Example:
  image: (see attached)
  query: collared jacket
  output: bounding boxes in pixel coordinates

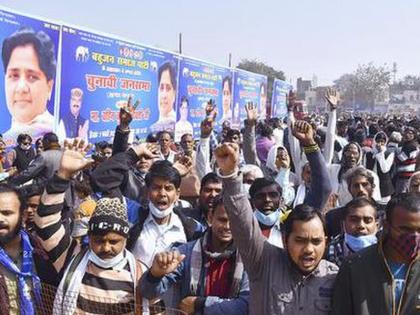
[222,148,337,315]
[332,240,420,315]
[140,237,249,315]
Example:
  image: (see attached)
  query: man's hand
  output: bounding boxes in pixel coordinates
[214,143,239,176]
[150,251,185,278]
[57,138,94,180]
[132,143,159,159]
[205,99,217,119]
[292,121,316,147]
[119,96,140,130]
[6,167,17,177]
[178,296,198,315]
[325,88,339,111]
[200,117,214,139]
[173,155,193,177]
[245,102,258,126]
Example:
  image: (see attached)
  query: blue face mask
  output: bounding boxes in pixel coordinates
[344,233,377,252]
[254,209,280,227]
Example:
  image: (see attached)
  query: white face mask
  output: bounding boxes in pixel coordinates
[89,249,126,270]
[149,201,174,219]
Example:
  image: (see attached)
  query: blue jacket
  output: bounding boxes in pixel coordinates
[140,239,249,315]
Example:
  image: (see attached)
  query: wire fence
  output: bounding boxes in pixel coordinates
[0,282,187,315]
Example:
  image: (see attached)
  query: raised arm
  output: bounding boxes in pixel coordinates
[291,121,332,210]
[323,88,339,165]
[196,107,216,179]
[242,102,260,167]
[112,96,139,155]
[286,91,303,177]
[35,139,93,273]
[215,143,267,280]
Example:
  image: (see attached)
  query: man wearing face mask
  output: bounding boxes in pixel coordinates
[332,192,420,315]
[249,178,286,248]
[326,197,378,267]
[34,139,145,314]
[127,160,202,268]
[9,134,36,173]
[214,120,335,314]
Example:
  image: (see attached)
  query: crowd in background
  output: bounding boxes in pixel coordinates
[0,90,419,315]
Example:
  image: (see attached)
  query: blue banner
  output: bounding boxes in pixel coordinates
[176,57,232,140]
[232,69,267,128]
[58,25,180,143]
[271,79,292,120]
[0,9,60,146]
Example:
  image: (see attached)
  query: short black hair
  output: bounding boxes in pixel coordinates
[146,132,159,143]
[17,134,32,144]
[158,61,177,91]
[158,130,174,140]
[249,178,282,200]
[343,197,377,219]
[222,75,232,93]
[0,184,25,215]
[209,194,224,214]
[200,172,221,191]
[386,192,420,223]
[2,27,56,81]
[145,160,181,189]
[282,204,326,239]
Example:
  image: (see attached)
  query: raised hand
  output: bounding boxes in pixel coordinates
[119,96,140,129]
[200,117,214,139]
[173,155,193,177]
[58,138,94,180]
[292,120,316,147]
[205,99,217,120]
[245,102,258,126]
[150,251,186,278]
[324,88,339,111]
[214,143,239,176]
[132,142,159,159]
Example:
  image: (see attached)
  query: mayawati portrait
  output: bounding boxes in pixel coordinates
[1,27,56,145]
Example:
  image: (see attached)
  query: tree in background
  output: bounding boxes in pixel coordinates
[237,59,286,107]
[334,63,390,111]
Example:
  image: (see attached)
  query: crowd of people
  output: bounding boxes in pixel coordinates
[0,90,419,315]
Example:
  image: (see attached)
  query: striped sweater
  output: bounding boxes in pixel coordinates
[34,174,143,314]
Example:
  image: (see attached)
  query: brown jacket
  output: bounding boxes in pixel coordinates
[222,174,338,315]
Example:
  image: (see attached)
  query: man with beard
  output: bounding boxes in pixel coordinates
[35,139,145,314]
[326,197,378,267]
[141,196,249,315]
[214,120,336,314]
[394,127,419,193]
[326,166,382,238]
[0,184,57,314]
[180,172,223,229]
[332,192,420,315]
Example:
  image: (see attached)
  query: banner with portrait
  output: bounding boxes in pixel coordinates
[271,79,292,120]
[176,57,232,140]
[0,8,60,146]
[58,25,180,143]
[232,69,267,128]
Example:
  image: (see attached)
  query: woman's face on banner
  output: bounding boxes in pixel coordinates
[5,44,53,123]
[180,101,188,120]
[222,80,231,114]
[158,69,175,117]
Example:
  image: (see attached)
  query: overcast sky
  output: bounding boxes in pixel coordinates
[2,0,419,85]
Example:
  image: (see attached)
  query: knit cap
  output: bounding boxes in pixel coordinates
[88,198,129,237]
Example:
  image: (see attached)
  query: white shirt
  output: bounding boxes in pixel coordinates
[132,212,186,267]
[267,221,284,248]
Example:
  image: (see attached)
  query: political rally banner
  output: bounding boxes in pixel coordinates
[176,57,232,140]
[232,69,267,128]
[58,25,180,143]
[0,8,60,146]
[271,79,292,120]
